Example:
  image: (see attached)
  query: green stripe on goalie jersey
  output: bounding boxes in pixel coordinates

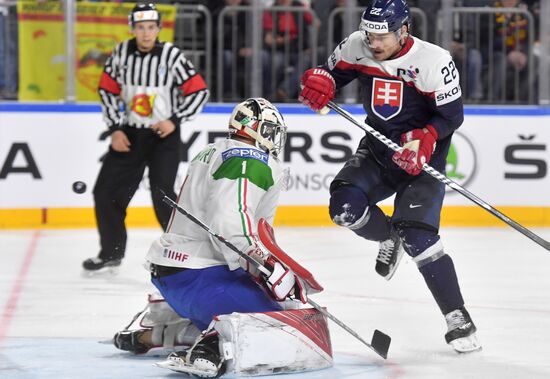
[213,157,274,191]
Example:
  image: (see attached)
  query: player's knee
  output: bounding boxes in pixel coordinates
[397,225,446,268]
[328,184,369,228]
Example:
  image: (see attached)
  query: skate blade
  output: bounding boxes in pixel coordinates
[449,333,482,353]
[81,266,120,278]
[155,359,218,377]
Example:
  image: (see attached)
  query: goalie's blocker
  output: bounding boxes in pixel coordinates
[239,218,323,303]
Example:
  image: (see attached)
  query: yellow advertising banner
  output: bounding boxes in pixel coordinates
[18,1,176,101]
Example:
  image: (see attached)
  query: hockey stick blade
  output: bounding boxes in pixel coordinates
[308,298,390,359]
[161,196,389,359]
[371,329,391,359]
[327,101,550,253]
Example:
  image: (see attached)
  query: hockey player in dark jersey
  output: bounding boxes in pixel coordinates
[299,0,480,353]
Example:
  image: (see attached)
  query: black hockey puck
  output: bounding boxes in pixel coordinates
[72,181,87,194]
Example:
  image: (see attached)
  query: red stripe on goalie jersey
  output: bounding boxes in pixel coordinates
[268,309,333,357]
[181,74,207,96]
[99,72,121,95]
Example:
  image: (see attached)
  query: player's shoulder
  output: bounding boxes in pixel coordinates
[327,31,373,69]
[410,37,454,70]
[337,31,368,56]
[406,37,459,92]
[220,140,270,163]
[412,37,451,62]
[213,140,282,190]
[216,139,282,172]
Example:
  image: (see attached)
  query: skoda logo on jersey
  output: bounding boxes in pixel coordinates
[371,78,403,121]
[445,131,477,194]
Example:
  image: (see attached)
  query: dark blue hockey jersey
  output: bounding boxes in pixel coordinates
[324,32,463,172]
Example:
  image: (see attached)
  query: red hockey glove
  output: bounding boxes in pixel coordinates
[299,68,336,112]
[392,125,438,176]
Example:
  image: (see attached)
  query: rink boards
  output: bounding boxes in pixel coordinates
[0,103,549,228]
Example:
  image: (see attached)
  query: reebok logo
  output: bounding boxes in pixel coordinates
[409,204,422,209]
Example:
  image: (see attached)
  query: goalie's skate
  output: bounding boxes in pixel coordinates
[375,229,405,280]
[82,257,121,276]
[444,307,482,353]
[155,335,225,378]
[113,329,150,354]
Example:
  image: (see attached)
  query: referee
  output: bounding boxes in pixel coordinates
[83,3,209,274]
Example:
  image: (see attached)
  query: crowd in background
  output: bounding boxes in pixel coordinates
[0,0,545,103]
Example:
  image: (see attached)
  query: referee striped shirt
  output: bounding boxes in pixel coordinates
[98,38,209,130]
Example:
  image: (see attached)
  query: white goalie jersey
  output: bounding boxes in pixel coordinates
[146,138,287,270]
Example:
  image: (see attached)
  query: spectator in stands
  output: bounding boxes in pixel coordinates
[0,1,18,99]
[263,0,314,102]
[211,0,255,100]
[492,0,531,101]
[451,0,487,101]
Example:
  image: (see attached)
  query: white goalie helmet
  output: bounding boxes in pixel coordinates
[229,98,287,157]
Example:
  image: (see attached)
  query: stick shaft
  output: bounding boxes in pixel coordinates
[327,101,550,252]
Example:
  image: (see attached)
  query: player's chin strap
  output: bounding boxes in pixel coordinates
[326,101,550,253]
[160,194,391,360]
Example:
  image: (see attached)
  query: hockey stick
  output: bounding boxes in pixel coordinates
[161,196,391,359]
[327,101,550,252]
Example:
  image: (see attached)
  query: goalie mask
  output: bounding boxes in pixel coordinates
[229,98,287,157]
[129,3,161,28]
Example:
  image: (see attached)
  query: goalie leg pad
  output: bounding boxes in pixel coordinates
[141,293,201,348]
[214,308,333,376]
[114,293,201,355]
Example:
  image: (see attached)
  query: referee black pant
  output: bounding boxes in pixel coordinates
[93,126,180,261]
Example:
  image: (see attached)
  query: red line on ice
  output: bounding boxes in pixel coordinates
[0,230,40,344]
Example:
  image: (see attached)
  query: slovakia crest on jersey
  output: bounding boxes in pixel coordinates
[371,78,403,121]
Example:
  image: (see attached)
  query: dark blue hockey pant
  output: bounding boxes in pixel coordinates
[152,265,282,330]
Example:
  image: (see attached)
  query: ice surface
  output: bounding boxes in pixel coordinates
[1,227,550,378]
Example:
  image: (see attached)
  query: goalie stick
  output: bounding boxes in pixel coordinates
[161,195,391,359]
[327,101,550,253]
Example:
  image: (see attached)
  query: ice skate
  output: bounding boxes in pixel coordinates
[113,329,150,354]
[375,229,405,280]
[445,307,482,353]
[156,335,225,378]
[82,257,121,276]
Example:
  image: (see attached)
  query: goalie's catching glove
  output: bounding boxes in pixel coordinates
[392,125,438,176]
[299,68,335,112]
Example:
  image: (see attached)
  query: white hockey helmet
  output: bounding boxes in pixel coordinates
[229,98,287,157]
